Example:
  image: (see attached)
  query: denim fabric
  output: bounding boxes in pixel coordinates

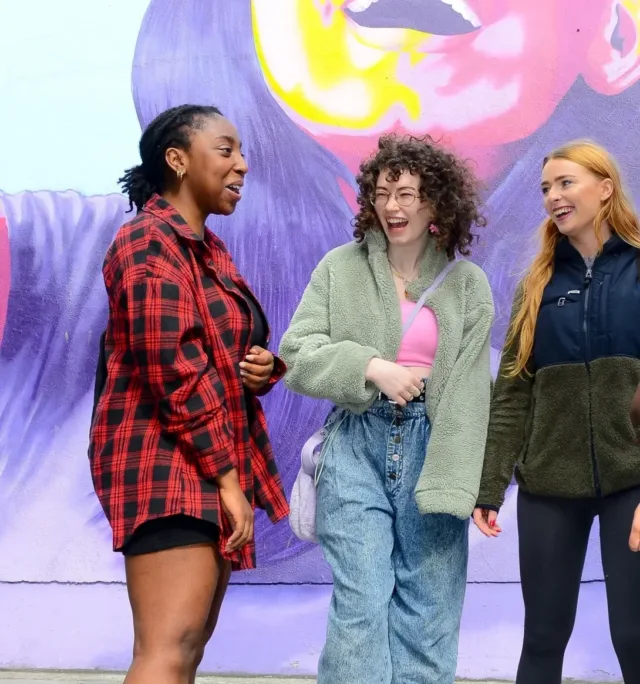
[316,398,469,684]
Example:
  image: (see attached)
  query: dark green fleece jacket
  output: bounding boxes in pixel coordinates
[478,235,640,509]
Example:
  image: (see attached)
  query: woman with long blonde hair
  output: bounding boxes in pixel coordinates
[473,140,640,683]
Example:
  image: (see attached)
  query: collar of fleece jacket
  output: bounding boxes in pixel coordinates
[363,227,451,301]
[555,232,629,264]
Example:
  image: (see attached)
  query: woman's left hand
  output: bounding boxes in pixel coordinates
[630,504,640,552]
[239,346,274,392]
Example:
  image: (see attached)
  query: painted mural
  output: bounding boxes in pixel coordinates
[2,0,640,594]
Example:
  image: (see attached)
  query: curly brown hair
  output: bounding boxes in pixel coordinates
[353,134,486,258]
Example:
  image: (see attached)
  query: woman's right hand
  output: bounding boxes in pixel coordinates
[473,507,502,537]
[216,469,254,553]
[365,358,424,406]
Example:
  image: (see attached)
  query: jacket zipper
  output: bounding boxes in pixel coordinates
[583,266,601,496]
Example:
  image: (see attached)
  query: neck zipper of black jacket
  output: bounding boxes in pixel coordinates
[582,265,601,497]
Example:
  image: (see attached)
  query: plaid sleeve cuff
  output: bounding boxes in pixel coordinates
[195,436,237,482]
[255,355,287,397]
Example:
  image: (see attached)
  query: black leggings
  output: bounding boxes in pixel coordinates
[516,487,640,684]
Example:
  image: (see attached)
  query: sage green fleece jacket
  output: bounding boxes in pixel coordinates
[279,229,495,519]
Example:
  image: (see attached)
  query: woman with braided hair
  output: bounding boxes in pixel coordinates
[89,104,289,684]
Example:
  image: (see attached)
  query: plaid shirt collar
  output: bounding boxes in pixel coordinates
[143,195,229,257]
[142,194,203,242]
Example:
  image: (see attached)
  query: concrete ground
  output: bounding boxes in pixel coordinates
[1,676,315,684]
[0,673,614,684]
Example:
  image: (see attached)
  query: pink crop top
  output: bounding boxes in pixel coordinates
[396,300,439,367]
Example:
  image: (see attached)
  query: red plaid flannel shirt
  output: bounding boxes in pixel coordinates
[89,195,289,570]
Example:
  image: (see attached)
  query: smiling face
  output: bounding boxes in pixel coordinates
[374,169,432,249]
[252,0,640,179]
[541,158,613,239]
[168,116,248,216]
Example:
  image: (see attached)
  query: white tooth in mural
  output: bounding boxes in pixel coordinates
[345,0,379,13]
[441,0,481,28]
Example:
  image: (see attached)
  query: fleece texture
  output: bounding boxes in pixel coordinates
[279,228,495,520]
[478,240,640,510]
[479,355,640,508]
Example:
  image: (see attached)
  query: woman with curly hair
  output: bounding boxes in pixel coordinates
[474,140,640,683]
[279,134,494,683]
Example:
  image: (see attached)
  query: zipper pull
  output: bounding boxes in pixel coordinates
[585,267,592,283]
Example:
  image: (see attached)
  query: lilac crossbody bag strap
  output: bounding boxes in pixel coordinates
[401,259,458,336]
[299,260,458,479]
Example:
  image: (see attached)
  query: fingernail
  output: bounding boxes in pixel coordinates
[239,362,247,368]
[489,520,495,527]
[246,355,255,362]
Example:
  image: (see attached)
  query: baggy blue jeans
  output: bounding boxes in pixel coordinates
[316,398,469,684]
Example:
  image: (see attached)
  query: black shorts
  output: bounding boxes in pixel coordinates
[121,514,220,556]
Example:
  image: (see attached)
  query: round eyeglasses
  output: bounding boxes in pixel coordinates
[370,190,420,208]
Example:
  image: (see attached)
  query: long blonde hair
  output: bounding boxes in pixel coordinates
[505,140,640,377]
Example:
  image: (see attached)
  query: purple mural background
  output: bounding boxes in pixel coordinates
[1,0,639,679]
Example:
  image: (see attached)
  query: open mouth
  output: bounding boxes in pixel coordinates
[226,184,242,197]
[386,217,409,231]
[344,0,481,36]
[553,207,574,222]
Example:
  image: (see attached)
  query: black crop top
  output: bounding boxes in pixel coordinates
[244,293,267,349]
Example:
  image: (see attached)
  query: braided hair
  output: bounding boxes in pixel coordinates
[119,104,223,212]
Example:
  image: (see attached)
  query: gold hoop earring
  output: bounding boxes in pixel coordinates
[177,169,185,181]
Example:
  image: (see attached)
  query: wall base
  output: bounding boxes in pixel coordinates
[0,582,621,681]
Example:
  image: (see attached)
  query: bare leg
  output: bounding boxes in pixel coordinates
[125,543,220,684]
[189,558,232,683]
